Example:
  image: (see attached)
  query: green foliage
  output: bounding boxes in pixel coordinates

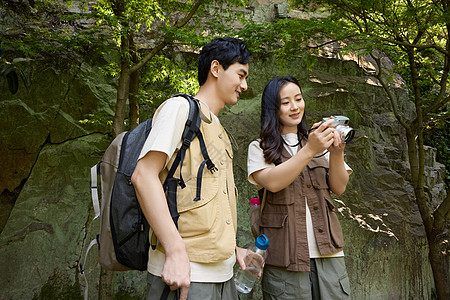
[0,0,112,62]
[91,0,249,128]
[138,51,199,117]
[284,0,450,171]
[101,62,121,77]
[93,0,164,45]
[0,0,250,127]
[77,0,248,125]
[79,112,113,129]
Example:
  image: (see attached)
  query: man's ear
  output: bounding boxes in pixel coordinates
[210,60,221,78]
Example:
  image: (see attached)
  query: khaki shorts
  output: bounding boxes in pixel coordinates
[262,257,351,300]
[146,273,239,300]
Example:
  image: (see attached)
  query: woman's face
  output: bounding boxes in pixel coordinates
[278,82,305,134]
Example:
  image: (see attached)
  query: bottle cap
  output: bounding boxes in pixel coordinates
[249,197,260,206]
[255,234,269,250]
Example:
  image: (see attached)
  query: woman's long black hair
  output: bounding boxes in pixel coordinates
[260,76,309,164]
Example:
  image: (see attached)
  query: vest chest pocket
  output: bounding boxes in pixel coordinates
[260,213,290,268]
[177,176,219,238]
[307,156,329,190]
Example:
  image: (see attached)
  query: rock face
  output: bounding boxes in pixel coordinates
[221,56,444,299]
[0,51,446,300]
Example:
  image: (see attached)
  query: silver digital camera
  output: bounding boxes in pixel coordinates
[321,116,355,143]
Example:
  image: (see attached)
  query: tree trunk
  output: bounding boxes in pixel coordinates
[128,70,140,130]
[112,69,130,138]
[428,229,450,299]
[127,29,140,130]
[405,130,450,299]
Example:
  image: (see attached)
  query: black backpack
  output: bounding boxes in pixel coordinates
[80,94,216,288]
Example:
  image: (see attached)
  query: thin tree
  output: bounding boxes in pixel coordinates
[280,0,450,298]
[91,0,247,298]
[94,0,247,136]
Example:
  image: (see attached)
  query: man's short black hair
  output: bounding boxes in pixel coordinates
[197,37,251,86]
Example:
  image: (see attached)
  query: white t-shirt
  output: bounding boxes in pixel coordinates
[138,97,235,282]
[247,133,352,258]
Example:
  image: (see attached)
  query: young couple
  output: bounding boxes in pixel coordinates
[132,37,352,300]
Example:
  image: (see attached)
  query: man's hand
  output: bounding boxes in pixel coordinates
[236,246,264,279]
[236,246,247,270]
[131,151,191,299]
[161,244,191,300]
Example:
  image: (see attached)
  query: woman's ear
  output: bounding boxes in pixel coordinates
[210,60,220,78]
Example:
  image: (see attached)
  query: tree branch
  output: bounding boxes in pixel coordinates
[377,37,449,55]
[370,53,408,128]
[173,0,203,29]
[130,41,168,74]
[424,23,450,116]
[129,0,203,74]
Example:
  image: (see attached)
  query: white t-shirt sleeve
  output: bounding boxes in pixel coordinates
[247,140,275,186]
[138,97,190,165]
[323,152,353,174]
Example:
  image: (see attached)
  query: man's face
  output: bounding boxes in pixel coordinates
[216,62,249,106]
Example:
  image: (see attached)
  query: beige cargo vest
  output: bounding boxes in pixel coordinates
[259,145,344,272]
[158,107,237,264]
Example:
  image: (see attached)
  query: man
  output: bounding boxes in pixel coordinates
[131,37,251,300]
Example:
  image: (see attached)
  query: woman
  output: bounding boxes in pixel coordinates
[247,76,352,299]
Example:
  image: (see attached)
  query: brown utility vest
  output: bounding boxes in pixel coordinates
[259,146,344,272]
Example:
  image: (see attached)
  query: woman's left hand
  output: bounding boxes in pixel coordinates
[328,130,346,153]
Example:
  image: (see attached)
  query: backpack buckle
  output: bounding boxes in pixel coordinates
[206,159,218,174]
[178,178,186,189]
[182,138,191,149]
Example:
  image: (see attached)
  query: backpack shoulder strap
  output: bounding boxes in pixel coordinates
[180,94,202,150]
[162,94,202,229]
[162,94,218,226]
[165,94,201,183]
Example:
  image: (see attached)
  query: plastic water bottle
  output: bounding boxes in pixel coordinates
[234,234,269,294]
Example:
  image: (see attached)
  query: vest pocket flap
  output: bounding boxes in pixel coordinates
[325,196,337,212]
[177,177,219,212]
[266,189,294,205]
[260,213,288,228]
[324,196,344,248]
[308,159,329,189]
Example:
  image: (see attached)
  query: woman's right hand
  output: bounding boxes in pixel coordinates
[252,119,336,193]
[305,119,336,154]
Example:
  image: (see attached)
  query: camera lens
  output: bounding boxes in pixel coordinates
[336,125,355,143]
